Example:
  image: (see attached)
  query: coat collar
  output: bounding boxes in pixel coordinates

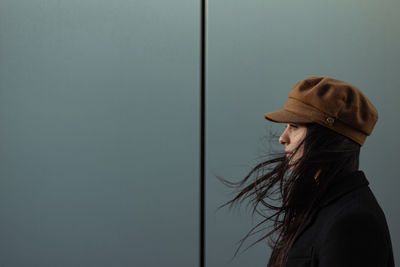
[317,170,369,209]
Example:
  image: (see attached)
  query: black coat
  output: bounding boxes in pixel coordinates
[286,170,395,267]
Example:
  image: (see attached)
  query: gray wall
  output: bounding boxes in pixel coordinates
[0,0,399,266]
[0,0,198,266]
[207,0,399,266]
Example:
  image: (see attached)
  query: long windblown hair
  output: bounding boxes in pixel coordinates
[217,123,361,266]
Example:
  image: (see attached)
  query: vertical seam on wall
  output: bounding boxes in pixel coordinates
[200,0,207,267]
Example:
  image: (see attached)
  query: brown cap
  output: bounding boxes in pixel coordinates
[264,76,378,146]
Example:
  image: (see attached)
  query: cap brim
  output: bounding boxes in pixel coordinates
[264,109,313,123]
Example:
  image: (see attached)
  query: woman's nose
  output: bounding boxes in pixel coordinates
[279,128,288,145]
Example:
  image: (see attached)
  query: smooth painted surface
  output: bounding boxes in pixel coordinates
[0,0,199,266]
[1,1,399,266]
[207,0,400,266]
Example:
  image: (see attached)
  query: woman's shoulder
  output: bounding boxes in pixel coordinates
[313,195,394,266]
[311,173,394,266]
[289,171,395,266]
[316,171,388,234]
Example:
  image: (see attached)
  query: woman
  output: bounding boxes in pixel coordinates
[219,76,394,266]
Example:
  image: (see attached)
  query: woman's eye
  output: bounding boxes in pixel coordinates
[289,124,298,129]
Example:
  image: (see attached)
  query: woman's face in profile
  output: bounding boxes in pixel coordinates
[279,123,307,169]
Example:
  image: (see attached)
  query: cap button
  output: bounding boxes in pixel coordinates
[326,117,335,125]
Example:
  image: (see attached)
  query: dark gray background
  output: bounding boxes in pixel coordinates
[0,0,398,266]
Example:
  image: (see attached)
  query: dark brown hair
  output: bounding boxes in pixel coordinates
[217,123,360,266]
